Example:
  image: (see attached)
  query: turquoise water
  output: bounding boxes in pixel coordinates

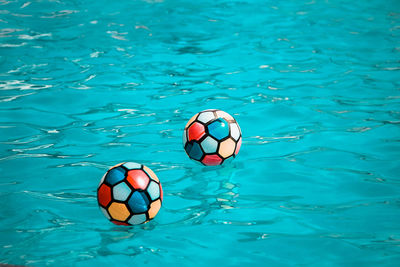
[1,0,400,265]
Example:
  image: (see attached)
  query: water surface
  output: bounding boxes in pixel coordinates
[1,0,400,266]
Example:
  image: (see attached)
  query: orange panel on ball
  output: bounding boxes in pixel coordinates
[98,184,112,207]
[143,165,159,183]
[216,110,234,122]
[126,169,150,190]
[185,114,198,129]
[108,202,130,221]
[219,138,236,158]
[110,162,123,169]
[148,199,161,219]
[188,122,205,141]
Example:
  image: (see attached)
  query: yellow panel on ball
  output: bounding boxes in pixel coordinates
[148,199,161,219]
[108,202,130,221]
[218,138,236,158]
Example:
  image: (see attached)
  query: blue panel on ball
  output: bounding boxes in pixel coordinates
[185,143,193,157]
[186,141,203,160]
[207,118,229,140]
[128,191,150,213]
[113,182,132,201]
[105,167,126,186]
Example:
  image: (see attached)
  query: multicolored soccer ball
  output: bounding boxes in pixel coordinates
[183,109,242,166]
[97,162,163,226]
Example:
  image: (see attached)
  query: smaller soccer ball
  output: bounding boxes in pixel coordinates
[183,109,242,166]
[97,162,163,226]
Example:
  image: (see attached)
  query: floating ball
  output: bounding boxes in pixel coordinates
[183,109,242,166]
[97,162,163,226]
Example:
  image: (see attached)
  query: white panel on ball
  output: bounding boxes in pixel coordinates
[197,111,215,124]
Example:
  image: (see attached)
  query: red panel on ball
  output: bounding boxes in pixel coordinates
[202,154,223,166]
[188,122,205,141]
[98,184,112,207]
[235,137,242,155]
[111,220,130,226]
[127,169,150,190]
[159,183,163,201]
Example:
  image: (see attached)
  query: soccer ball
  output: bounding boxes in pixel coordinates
[97,162,163,226]
[183,109,242,166]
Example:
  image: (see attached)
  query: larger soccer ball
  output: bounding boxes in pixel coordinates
[183,109,242,166]
[97,162,163,226]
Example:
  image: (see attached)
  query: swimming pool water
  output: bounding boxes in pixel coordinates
[1,0,400,266]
